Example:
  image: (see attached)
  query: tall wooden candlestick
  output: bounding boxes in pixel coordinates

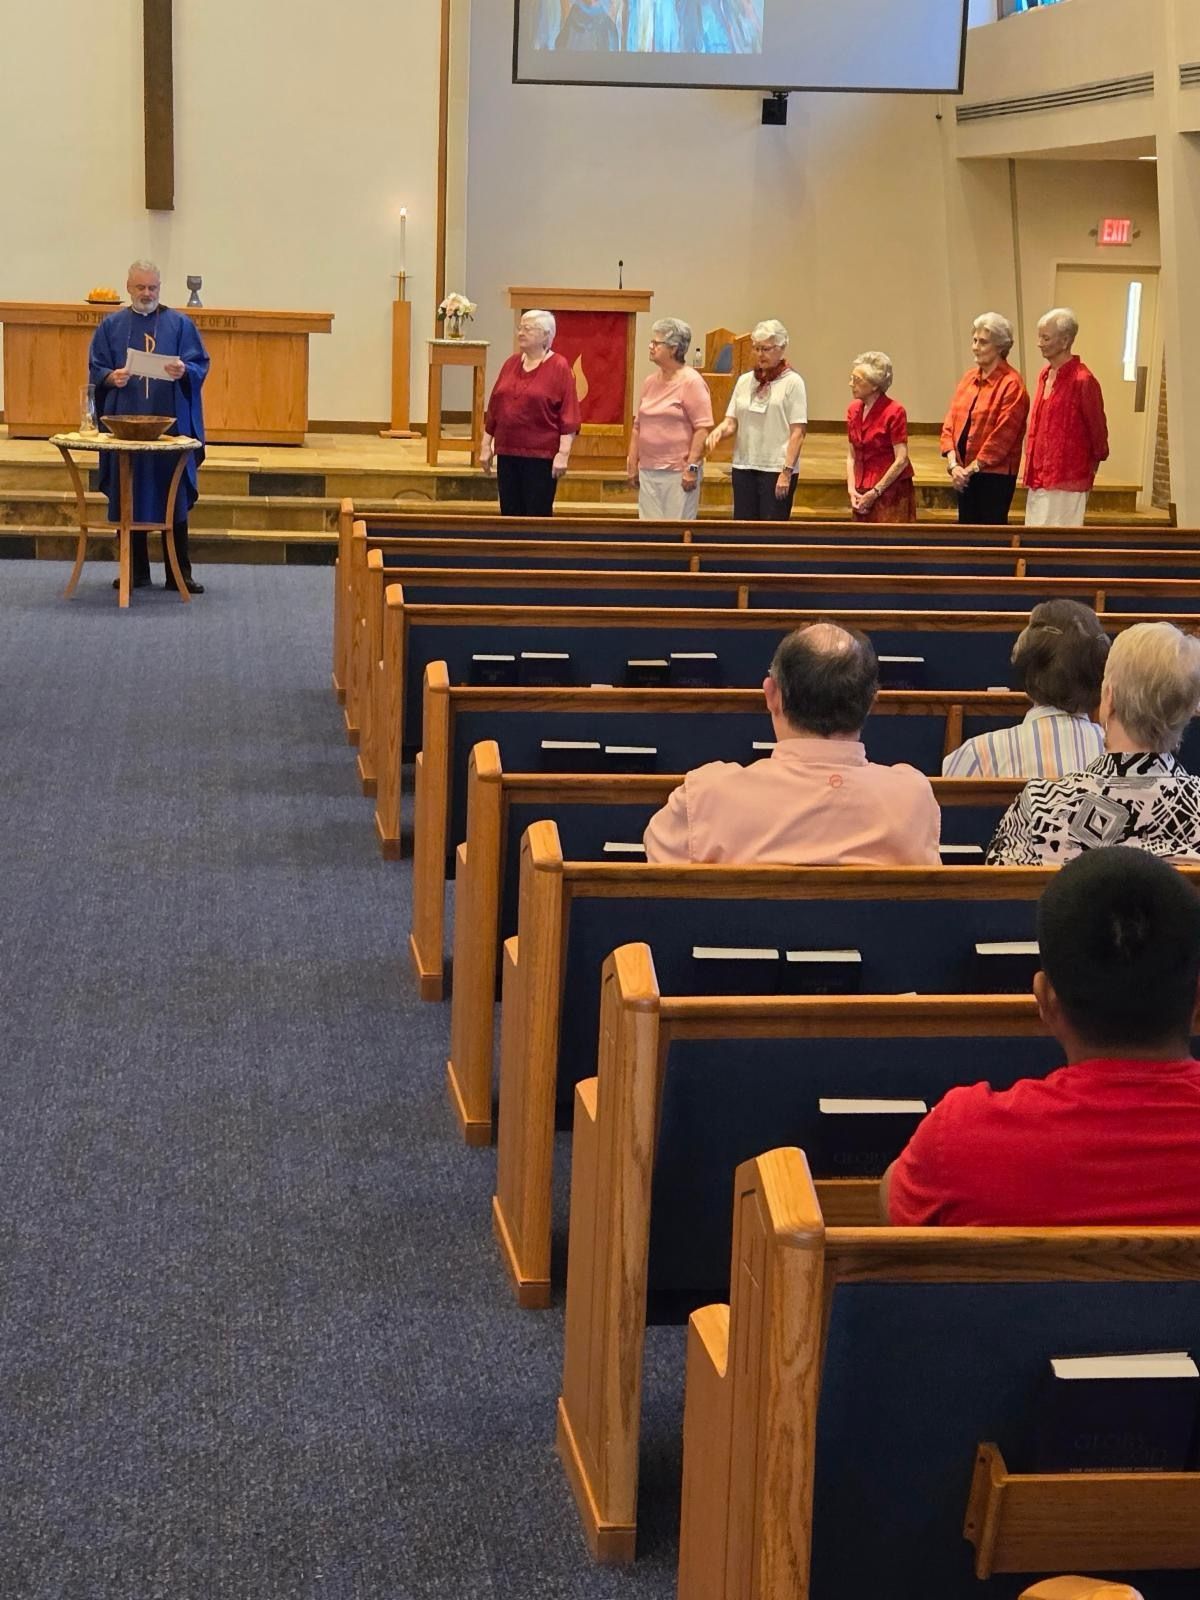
[381,272,415,439]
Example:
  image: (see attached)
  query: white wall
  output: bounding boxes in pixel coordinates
[0,0,442,421]
[463,2,964,425]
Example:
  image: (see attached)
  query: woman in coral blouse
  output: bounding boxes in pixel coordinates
[845,351,916,524]
[939,311,1030,526]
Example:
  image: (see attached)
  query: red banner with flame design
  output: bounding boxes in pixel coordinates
[549,310,627,426]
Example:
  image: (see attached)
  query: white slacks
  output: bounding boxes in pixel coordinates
[638,467,701,521]
[1024,487,1089,527]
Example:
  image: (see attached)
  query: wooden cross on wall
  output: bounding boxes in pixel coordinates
[143,0,175,210]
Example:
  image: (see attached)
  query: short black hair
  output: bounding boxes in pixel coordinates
[769,622,879,736]
[1037,847,1200,1050]
[1011,599,1110,716]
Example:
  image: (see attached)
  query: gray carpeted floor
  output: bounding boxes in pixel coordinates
[0,561,681,1599]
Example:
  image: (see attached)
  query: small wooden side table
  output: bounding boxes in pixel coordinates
[426,338,489,467]
[50,431,204,607]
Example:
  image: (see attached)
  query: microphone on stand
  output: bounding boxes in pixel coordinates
[618,259,624,289]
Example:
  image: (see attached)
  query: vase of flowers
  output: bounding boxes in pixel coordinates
[438,292,477,339]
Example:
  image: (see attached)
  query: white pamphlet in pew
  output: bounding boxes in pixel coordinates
[819,1098,928,1115]
[693,947,777,961]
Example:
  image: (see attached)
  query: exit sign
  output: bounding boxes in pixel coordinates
[1098,217,1133,246]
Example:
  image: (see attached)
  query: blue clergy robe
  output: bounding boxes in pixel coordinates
[88,306,209,523]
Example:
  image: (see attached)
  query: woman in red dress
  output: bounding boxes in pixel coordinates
[845,351,917,524]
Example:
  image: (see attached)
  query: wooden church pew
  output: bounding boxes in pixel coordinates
[340,519,1200,737]
[371,586,1200,808]
[440,745,1020,1101]
[333,498,1200,732]
[559,944,1061,1561]
[492,841,1079,1306]
[407,666,1030,967]
[673,1148,1200,1595]
[359,572,1200,790]
[346,545,1200,761]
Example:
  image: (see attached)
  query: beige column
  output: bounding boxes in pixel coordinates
[1155,0,1200,522]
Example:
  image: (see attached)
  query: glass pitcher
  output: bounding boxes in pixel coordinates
[79,384,98,435]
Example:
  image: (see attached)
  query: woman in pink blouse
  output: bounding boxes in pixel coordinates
[480,309,582,517]
[845,351,916,524]
[626,317,714,520]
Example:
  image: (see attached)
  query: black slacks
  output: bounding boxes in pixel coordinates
[957,472,1017,526]
[731,467,799,522]
[130,522,194,583]
[497,455,557,517]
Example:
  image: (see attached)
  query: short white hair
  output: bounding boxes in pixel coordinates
[1039,306,1079,342]
[852,350,894,393]
[520,308,556,345]
[128,259,160,279]
[650,317,692,363]
[751,319,788,350]
[973,311,1015,357]
[1104,622,1200,753]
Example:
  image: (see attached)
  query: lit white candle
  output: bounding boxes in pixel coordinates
[399,207,407,278]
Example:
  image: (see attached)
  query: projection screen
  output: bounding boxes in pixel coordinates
[514,0,969,94]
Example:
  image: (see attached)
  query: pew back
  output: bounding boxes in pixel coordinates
[559,946,1199,1564]
[494,842,1074,1306]
[390,661,1031,868]
[676,1149,1200,1598]
[439,746,1020,1116]
[380,587,1199,769]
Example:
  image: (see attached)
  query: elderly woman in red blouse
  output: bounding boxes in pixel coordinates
[480,309,582,517]
[845,351,916,523]
[939,311,1030,526]
[1023,307,1109,528]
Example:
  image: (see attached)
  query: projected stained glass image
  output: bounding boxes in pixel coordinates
[536,0,765,54]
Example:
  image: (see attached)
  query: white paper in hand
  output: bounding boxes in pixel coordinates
[126,346,177,380]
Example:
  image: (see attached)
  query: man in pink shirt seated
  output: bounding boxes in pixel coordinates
[642,621,941,865]
[884,846,1200,1227]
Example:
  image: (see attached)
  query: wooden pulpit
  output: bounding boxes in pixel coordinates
[506,286,652,472]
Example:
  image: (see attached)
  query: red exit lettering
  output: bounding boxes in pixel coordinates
[1098,217,1133,246]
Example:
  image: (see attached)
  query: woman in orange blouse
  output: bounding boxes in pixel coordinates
[845,351,916,523]
[939,312,1030,526]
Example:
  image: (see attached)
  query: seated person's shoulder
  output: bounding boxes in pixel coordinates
[683,759,749,793]
[869,758,936,794]
[886,1076,1044,1225]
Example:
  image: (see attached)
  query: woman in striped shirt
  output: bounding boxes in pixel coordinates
[942,599,1108,779]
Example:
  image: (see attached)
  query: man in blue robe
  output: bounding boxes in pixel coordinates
[88,259,210,593]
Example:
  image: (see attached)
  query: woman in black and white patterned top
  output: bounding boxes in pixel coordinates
[987,621,1200,866]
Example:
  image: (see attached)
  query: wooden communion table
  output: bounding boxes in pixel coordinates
[50,431,204,607]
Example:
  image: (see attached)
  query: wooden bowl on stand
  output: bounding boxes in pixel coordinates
[100,415,177,442]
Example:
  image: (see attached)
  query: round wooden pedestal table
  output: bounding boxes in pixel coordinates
[50,431,204,607]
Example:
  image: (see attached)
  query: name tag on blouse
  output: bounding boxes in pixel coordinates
[748,391,770,414]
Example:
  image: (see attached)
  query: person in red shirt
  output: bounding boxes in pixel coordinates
[883,845,1200,1226]
[480,309,582,516]
[845,350,916,523]
[939,311,1030,526]
[1023,307,1109,528]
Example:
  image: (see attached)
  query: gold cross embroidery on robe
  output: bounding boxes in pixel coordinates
[144,329,156,400]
